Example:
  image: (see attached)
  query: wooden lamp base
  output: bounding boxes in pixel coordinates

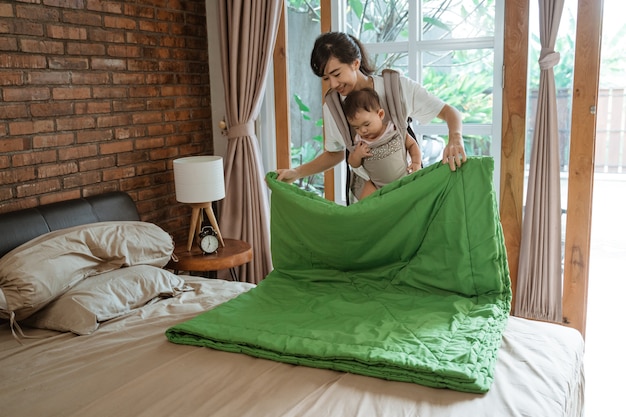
[186,202,225,252]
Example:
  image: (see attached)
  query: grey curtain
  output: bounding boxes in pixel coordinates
[515,0,565,322]
[217,0,281,283]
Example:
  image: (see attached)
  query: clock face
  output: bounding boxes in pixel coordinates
[200,234,219,254]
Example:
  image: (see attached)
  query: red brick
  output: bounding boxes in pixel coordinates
[14,21,44,37]
[107,44,140,57]
[16,5,61,21]
[0,166,36,186]
[136,160,166,175]
[91,57,126,71]
[147,124,174,136]
[48,57,89,70]
[93,86,127,98]
[76,129,113,143]
[0,137,29,153]
[88,27,125,43]
[72,72,110,84]
[37,162,79,178]
[86,0,122,14]
[3,87,50,101]
[52,86,91,100]
[114,125,145,139]
[99,140,133,155]
[124,4,155,19]
[135,137,165,150]
[102,166,136,181]
[112,99,146,112]
[16,178,61,198]
[112,73,144,85]
[0,72,23,86]
[129,86,159,98]
[119,175,151,191]
[20,39,64,54]
[58,144,98,160]
[75,101,111,115]
[103,15,136,30]
[127,59,159,72]
[97,114,131,128]
[79,155,116,171]
[132,112,162,125]
[62,10,102,26]
[0,37,18,51]
[138,20,169,33]
[47,25,87,40]
[0,104,29,119]
[66,42,106,55]
[30,101,74,117]
[9,120,55,135]
[44,1,86,11]
[146,98,175,110]
[27,71,71,85]
[0,3,14,17]
[33,133,75,148]
[12,150,57,167]
[0,54,47,69]
[149,147,178,160]
[38,189,82,206]
[62,171,101,188]
[56,116,96,131]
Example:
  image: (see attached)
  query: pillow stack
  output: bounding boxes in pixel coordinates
[0,221,184,335]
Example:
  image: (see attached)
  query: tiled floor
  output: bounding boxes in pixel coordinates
[583,173,626,415]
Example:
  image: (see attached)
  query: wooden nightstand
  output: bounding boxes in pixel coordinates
[167,238,253,281]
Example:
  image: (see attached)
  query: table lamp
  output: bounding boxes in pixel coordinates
[173,155,226,252]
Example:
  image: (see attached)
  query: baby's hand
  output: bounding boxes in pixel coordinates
[353,142,372,158]
[407,162,421,174]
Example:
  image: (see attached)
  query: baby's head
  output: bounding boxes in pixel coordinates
[343,88,386,141]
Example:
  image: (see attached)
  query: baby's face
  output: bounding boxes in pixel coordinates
[348,108,385,141]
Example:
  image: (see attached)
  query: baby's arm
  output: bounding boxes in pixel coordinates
[405,135,422,174]
[348,141,371,168]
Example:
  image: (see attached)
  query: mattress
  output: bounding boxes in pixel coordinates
[0,276,584,417]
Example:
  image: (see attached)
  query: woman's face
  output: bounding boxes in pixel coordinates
[322,56,360,96]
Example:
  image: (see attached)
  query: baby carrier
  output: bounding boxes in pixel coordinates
[325,69,418,203]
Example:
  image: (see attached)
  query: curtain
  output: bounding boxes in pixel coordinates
[217,0,281,283]
[515,0,565,322]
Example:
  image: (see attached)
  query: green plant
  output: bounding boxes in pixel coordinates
[291,93,325,195]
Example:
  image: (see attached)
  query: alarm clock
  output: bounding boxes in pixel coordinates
[198,225,219,254]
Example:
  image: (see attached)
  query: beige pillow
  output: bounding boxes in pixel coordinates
[0,221,174,321]
[23,265,188,335]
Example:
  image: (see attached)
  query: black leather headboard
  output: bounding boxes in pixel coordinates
[0,191,140,259]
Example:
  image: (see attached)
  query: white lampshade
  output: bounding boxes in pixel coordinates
[173,156,225,203]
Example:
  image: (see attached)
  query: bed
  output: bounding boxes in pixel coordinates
[0,189,584,417]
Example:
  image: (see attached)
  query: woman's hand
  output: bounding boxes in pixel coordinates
[276,168,299,183]
[442,137,467,171]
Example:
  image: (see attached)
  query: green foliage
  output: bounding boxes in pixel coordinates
[291,93,324,195]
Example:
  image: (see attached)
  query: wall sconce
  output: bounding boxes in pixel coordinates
[173,155,226,252]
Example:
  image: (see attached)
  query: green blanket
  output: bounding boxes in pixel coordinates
[166,157,511,393]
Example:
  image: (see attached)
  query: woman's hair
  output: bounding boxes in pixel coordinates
[342,88,381,120]
[310,32,374,78]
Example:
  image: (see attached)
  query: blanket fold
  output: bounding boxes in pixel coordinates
[166,157,511,393]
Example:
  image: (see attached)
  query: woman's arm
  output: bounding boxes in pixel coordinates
[437,104,466,171]
[276,150,344,183]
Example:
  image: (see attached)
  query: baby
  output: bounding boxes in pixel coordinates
[342,87,422,200]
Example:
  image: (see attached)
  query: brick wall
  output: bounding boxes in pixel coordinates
[0,0,212,243]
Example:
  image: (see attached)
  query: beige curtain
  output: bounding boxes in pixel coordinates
[217,0,281,283]
[515,0,565,322]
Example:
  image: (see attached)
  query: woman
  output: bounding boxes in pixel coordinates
[276,31,466,188]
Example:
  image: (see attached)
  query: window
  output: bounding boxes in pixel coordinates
[264,0,504,202]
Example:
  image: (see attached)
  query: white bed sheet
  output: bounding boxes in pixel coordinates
[0,276,584,417]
